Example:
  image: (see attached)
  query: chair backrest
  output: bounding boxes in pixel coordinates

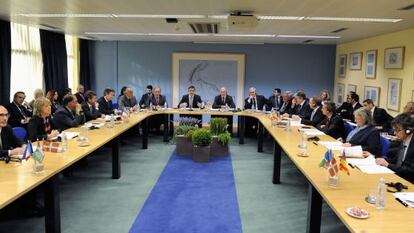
[112,103,119,110]
[380,136,390,158]
[13,127,27,141]
[344,122,356,138]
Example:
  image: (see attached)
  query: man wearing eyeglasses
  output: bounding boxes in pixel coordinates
[0,105,26,160]
[5,91,32,128]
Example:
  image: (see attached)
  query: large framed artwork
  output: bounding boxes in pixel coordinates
[387,78,402,111]
[365,50,377,79]
[336,83,345,104]
[349,52,362,70]
[172,53,245,108]
[338,54,347,77]
[384,47,405,69]
[364,86,380,106]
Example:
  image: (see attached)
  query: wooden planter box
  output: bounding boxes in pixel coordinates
[192,145,210,163]
[175,135,193,156]
[210,136,229,156]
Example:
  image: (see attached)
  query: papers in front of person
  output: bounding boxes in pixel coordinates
[393,192,414,208]
[299,128,326,136]
[85,122,105,128]
[290,121,304,127]
[319,141,343,151]
[51,132,79,141]
[318,141,363,158]
[347,155,395,174]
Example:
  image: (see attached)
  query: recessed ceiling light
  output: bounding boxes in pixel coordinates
[213,34,275,38]
[85,32,276,38]
[257,16,304,20]
[19,13,115,18]
[305,16,402,23]
[277,35,340,39]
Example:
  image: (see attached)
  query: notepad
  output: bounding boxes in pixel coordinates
[347,156,394,174]
[299,128,326,136]
[394,192,414,208]
[51,132,79,141]
[319,141,343,150]
[290,121,304,127]
[343,146,363,158]
[85,122,105,128]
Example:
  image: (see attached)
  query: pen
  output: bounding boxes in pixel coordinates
[348,163,355,169]
[395,198,408,207]
[312,141,318,146]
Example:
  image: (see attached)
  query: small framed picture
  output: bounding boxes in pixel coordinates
[349,52,362,70]
[364,86,380,106]
[348,84,357,93]
[338,54,347,77]
[336,83,345,104]
[384,47,405,69]
[365,50,377,79]
[387,78,402,111]
[412,90,414,102]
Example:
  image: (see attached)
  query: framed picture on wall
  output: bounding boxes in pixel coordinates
[364,86,380,106]
[348,84,357,93]
[387,78,402,111]
[384,47,405,69]
[336,83,345,104]
[412,90,414,102]
[349,52,362,70]
[365,50,377,79]
[338,54,347,77]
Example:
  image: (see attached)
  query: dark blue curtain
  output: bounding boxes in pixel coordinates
[79,39,91,90]
[39,30,68,94]
[0,20,11,105]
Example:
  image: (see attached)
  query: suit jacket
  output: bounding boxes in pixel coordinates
[317,115,345,139]
[343,102,362,122]
[53,106,86,131]
[81,102,102,121]
[337,102,351,118]
[0,125,24,158]
[386,136,414,183]
[139,93,153,108]
[151,95,167,107]
[268,95,283,111]
[244,95,267,110]
[212,95,235,109]
[97,97,114,115]
[279,101,294,115]
[5,102,32,128]
[27,115,58,141]
[347,125,382,156]
[301,107,324,127]
[51,102,59,115]
[118,95,138,109]
[292,100,312,119]
[372,107,393,130]
[178,94,202,108]
[75,92,85,104]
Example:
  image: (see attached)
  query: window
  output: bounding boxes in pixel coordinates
[65,35,79,91]
[10,22,44,102]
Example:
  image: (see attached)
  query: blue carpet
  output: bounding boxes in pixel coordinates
[129,152,243,233]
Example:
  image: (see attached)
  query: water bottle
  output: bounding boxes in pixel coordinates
[262,106,266,114]
[299,131,307,149]
[61,132,68,151]
[285,118,292,132]
[108,114,115,128]
[164,102,168,109]
[376,178,386,209]
[149,102,153,111]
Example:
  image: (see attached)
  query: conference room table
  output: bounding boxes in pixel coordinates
[1,109,413,233]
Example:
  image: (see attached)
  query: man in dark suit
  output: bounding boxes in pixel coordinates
[82,91,102,121]
[373,114,414,183]
[212,87,236,109]
[363,99,393,131]
[119,87,138,110]
[317,101,345,140]
[337,91,355,119]
[97,88,115,115]
[178,85,203,126]
[291,92,312,119]
[0,105,26,160]
[244,87,267,137]
[342,93,362,122]
[5,91,32,128]
[297,96,324,126]
[54,95,86,131]
[279,92,294,115]
[212,87,236,133]
[75,84,86,104]
[268,88,283,111]
[150,87,168,132]
[139,85,153,108]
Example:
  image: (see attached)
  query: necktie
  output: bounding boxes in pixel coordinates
[252,98,256,110]
[311,110,316,121]
[18,105,26,117]
[189,96,193,107]
[396,145,408,167]
[222,96,225,104]
[156,97,159,105]
[90,105,93,113]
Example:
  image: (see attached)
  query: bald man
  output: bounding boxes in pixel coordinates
[212,87,235,109]
[244,87,267,137]
[0,105,26,160]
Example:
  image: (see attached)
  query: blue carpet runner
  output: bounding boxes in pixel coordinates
[129,152,243,233]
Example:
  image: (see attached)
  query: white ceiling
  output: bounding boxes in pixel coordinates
[0,0,414,44]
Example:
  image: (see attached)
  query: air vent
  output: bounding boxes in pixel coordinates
[303,40,313,43]
[399,3,414,10]
[189,23,219,34]
[331,27,348,33]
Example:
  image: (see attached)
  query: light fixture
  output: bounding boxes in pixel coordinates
[304,16,402,23]
[257,16,304,20]
[213,34,275,38]
[85,32,211,36]
[277,35,341,39]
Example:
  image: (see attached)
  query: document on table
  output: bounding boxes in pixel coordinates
[299,128,326,136]
[85,122,105,128]
[394,192,414,208]
[343,146,363,158]
[290,121,304,127]
[319,141,343,150]
[347,156,394,174]
[51,132,79,140]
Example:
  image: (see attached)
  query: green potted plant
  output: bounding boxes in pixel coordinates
[209,118,230,156]
[192,128,212,162]
[174,125,197,156]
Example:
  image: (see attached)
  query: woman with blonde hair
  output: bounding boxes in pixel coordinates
[27,97,60,141]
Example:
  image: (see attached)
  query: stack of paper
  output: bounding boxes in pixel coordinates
[51,132,79,140]
[347,156,394,174]
[299,128,326,136]
[290,121,304,127]
[343,146,363,158]
[85,122,105,128]
[319,141,343,150]
[394,192,414,208]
